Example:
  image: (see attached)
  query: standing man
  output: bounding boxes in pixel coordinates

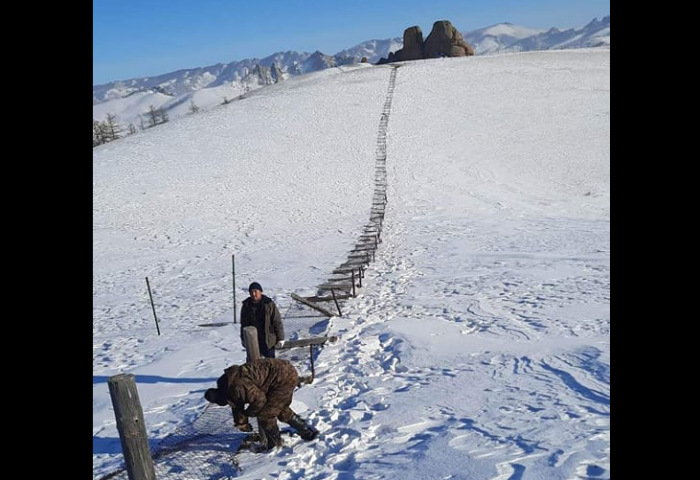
[240,282,285,358]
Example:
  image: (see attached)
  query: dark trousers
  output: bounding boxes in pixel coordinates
[259,340,276,358]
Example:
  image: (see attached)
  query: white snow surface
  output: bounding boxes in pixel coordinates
[93,49,610,479]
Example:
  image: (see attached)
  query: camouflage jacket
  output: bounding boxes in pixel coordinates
[223,358,299,418]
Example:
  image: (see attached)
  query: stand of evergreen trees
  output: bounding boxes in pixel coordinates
[93,105,170,148]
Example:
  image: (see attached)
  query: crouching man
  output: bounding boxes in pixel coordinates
[205,358,318,450]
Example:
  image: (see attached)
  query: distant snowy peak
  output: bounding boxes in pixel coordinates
[93,50,358,103]
[573,15,610,47]
[463,22,544,54]
[477,22,543,38]
[94,63,235,102]
[93,54,303,103]
[297,51,354,74]
[506,16,610,52]
[336,38,404,64]
[465,17,609,54]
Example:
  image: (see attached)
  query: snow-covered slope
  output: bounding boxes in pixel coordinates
[93,49,610,480]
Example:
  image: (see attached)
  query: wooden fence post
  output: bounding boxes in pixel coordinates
[330,288,342,317]
[232,254,237,324]
[145,277,160,336]
[243,326,261,361]
[108,374,156,480]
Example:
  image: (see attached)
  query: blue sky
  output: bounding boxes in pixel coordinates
[93,0,610,85]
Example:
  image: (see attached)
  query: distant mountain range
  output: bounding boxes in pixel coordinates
[93,16,609,106]
[463,16,609,55]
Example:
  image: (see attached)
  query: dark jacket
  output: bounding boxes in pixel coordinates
[240,295,284,348]
[223,358,299,421]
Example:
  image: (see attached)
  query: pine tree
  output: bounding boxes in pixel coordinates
[146,105,169,128]
[147,105,159,127]
[93,118,105,147]
[104,113,122,141]
[157,107,169,124]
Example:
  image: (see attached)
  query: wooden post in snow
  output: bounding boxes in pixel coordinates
[232,254,237,324]
[107,374,156,480]
[243,326,261,361]
[145,277,160,336]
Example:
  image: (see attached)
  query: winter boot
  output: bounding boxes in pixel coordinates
[287,413,319,441]
[258,424,283,451]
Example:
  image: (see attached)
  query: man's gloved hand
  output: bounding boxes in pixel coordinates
[236,422,254,432]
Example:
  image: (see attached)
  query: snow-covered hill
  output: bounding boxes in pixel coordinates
[93,49,610,480]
